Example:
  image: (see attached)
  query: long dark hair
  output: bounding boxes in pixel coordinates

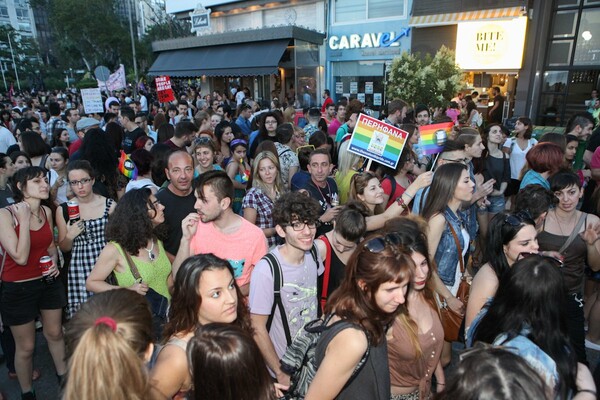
[422,163,468,221]
[324,232,414,345]
[80,128,119,199]
[105,188,165,255]
[188,323,275,400]
[11,166,47,202]
[472,256,577,398]
[383,216,439,358]
[485,212,535,280]
[162,254,252,342]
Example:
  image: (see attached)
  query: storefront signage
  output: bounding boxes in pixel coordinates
[348,114,408,169]
[328,28,411,50]
[350,82,358,94]
[335,82,343,94]
[190,3,211,34]
[373,93,382,106]
[365,82,373,94]
[455,17,527,70]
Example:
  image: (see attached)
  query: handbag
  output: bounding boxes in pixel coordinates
[437,218,470,342]
[121,247,169,339]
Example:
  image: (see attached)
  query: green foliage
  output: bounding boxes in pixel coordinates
[387,46,464,108]
[0,25,43,90]
[76,77,98,89]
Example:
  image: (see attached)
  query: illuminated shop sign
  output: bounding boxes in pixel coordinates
[328,28,411,50]
[455,17,527,70]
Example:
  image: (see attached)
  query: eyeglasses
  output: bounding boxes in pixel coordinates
[441,157,469,165]
[287,220,319,231]
[265,120,278,125]
[69,178,93,186]
[364,233,402,253]
[518,252,564,267]
[503,211,535,227]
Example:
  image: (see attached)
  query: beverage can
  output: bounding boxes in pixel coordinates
[39,256,55,284]
[67,200,80,222]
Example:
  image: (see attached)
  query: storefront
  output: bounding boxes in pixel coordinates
[409,4,527,121]
[524,0,600,126]
[326,0,412,116]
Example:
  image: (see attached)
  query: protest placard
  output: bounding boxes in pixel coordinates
[81,88,104,114]
[155,76,175,103]
[347,113,408,169]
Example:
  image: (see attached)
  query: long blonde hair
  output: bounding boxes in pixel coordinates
[252,151,283,198]
[63,290,156,400]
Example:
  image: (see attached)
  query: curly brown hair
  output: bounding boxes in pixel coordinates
[105,188,166,255]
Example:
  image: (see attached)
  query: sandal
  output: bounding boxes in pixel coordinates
[8,369,41,381]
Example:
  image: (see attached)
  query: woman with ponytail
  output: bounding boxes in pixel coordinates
[63,289,160,400]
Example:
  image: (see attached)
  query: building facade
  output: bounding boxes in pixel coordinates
[150,0,327,106]
[326,0,412,116]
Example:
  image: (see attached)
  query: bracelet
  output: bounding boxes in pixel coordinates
[396,196,408,211]
[578,389,596,396]
[403,191,414,199]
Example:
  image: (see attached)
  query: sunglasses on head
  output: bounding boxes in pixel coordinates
[518,252,564,267]
[364,233,402,253]
[503,211,535,227]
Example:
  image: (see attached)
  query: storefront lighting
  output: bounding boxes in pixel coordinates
[582,31,592,41]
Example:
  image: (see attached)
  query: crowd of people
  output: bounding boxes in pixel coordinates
[0,85,599,400]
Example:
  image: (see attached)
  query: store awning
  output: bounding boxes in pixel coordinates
[409,6,523,28]
[148,39,289,77]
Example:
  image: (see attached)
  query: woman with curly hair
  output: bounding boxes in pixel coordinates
[150,254,252,399]
[86,188,172,338]
[78,128,120,200]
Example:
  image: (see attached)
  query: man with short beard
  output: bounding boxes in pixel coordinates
[65,107,80,142]
[165,120,195,150]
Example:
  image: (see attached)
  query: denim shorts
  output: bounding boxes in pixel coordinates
[479,195,506,214]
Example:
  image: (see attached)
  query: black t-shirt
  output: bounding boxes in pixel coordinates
[489,94,504,122]
[586,126,600,152]
[122,127,145,154]
[301,177,338,236]
[155,186,197,256]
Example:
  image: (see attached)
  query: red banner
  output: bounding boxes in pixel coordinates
[155,76,175,103]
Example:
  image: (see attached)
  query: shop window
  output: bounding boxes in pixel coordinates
[538,94,564,126]
[548,40,573,66]
[333,0,405,23]
[0,6,7,18]
[15,8,28,19]
[542,71,569,92]
[552,11,577,37]
[556,0,580,7]
[574,8,600,65]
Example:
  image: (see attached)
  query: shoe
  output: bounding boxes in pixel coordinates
[585,338,600,351]
[8,369,41,381]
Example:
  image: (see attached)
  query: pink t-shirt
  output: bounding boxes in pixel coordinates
[189,216,268,287]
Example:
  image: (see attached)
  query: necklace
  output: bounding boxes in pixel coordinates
[31,209,42,223]
[144,240,156,261]
[553,210,576,236]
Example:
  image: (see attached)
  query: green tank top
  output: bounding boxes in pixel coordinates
[112,240,171,300]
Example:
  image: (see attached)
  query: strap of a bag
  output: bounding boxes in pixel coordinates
[265,253,292,346]
[444,216,465,274]
[318,235,333,309]
[121,244,142,282]
[559,212,586,254]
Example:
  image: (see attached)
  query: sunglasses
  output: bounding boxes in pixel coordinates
[517,252,564,267]
[296,144,315,155]
[364,233,402,253]
[503,211,535,227]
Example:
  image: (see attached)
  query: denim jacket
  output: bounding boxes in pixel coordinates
[434,207,467,287]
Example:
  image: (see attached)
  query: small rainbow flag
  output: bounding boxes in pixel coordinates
[118,150,138,180]
[419,122,454,155]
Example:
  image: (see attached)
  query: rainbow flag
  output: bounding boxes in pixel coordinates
[419,122,454,155]
[118,150,138,180]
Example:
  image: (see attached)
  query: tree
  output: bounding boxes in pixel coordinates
[0,25,43,90]
[387,46,464,108]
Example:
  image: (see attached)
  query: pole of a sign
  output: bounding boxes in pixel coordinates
[7,33,20,91]
[430,153,441,171]
[365,159,372,172]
